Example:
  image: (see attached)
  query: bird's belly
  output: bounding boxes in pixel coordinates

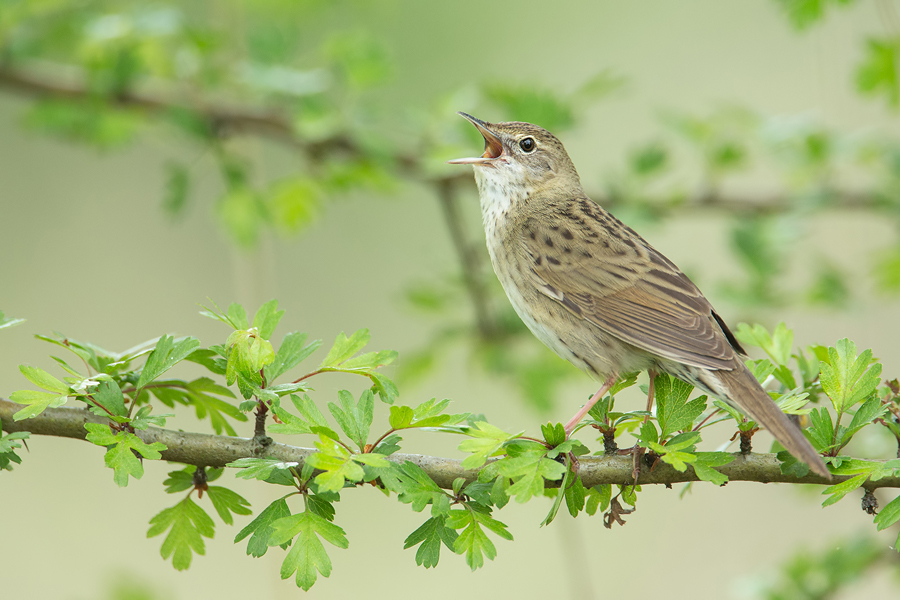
[486,241,653,379]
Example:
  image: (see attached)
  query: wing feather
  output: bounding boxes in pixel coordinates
[519,198,739,371]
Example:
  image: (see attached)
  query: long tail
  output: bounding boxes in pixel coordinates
[706,362,831,479]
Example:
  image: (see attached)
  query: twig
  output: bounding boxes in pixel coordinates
[3,398,897,490]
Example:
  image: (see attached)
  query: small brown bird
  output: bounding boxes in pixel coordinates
[448,112,830,478]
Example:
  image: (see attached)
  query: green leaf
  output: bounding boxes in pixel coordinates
[268,510,349,591]
[541,422,567,447]
[199,300,239,329]
[148,497,215,570]
[389,405,414,429]
[734,322,793,365]
[229,457,299,483]
[341,349,398,370]
[458,422,520,469]
[206,486,252,525]
[404,516,458,568]
[9,389,68,420]
[857,37,900,107]
[319,329,370,368]
[821,473,868,507]
[806,407,837,453]
[818,339,882,411]
[655,374,706,438]
[0,431,29,471]
[235,497,292,557]
[137,335,201,390]
[185,377,247,436]
[393,461,449,512]
[93,380,127,417]
[585,484,611,516]
[185,348,227,376]
[774,0,855,30]
[565,476,587,518]
[647,439,697,472]
[874,494,900,531]
[480,444,566,504]
[19,365,69,393]
[224,330,275,387]
[841,396,888,445]
[368,371,399,404]
[270,394,340,439]
[227,303,250,330]
[251,299,285,340]
[265,332,321,381]
[638,421,659,446]
[306,435,365,493]
[446,508,512,571]
[84,423,166,486]
[774,389,813,415]
[327,389,374,450]
[163,468,195,494]
[746,358,777,384]
[0,311,25,330]
[692,452,734,486]
[388,398,468,431]
[34,333,97,368]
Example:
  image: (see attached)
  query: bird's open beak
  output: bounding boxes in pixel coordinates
[447,112,504,165]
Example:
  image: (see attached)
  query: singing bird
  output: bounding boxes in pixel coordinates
[448,112,830,478]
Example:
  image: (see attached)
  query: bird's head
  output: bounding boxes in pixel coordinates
[448,112,582,202]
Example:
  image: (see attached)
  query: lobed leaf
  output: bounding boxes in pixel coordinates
[147,498,216,570]
[137,335,201,390]
[235,497,292,557]
[268,510,348,591]
[403,516,458,569]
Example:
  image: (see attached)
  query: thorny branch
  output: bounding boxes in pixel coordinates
[3,398,898,490]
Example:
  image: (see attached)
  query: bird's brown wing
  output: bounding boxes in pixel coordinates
[519,197,739,371]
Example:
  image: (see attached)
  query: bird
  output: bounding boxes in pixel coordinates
[447,112,830,479]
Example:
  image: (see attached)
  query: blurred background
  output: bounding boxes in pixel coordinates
[2,0,900,598]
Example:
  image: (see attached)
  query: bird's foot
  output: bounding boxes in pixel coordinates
[567,451,580,478]
[630,444,645,484]
[616,443,646,484]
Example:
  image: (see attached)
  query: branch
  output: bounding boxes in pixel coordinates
[3,398,896,490]
[0,63,890,345]
[0,65,886,214]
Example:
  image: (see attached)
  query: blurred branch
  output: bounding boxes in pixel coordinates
[0,64,884,212]
[0,63,890,341]
[2,397,896,489]
[0,65,302,145]
[435,179,497,339]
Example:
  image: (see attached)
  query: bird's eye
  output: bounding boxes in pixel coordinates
[519,137,536,153]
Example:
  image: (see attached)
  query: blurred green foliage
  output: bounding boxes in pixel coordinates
[4,1,900,595]
[753,535,899,600]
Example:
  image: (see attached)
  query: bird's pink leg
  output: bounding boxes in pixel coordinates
[564,374,619,437]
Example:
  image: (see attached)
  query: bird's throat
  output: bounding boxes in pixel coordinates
[473,164,531,232]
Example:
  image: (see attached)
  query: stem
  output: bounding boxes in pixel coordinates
[120,382,188,395]
[369,428,397,452]
[435,178,496,340]
[83,394,115,418]
[292,369,323,384]
[519,435,552,448]
[692,409,722,432]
